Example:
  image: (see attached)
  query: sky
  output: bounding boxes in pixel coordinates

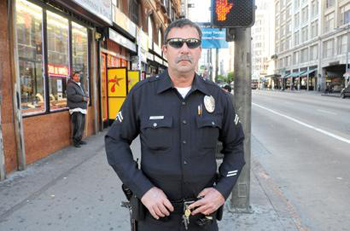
[187,0,211,23]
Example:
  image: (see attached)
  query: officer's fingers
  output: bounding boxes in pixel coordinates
[198,188,210,197]
[191,204,207,215]
[202,208,213,216]
[158,203,171,216]
[148,208,160,220]
[163,199,174,212]
[188,198,205,210]
[153,205,166,218]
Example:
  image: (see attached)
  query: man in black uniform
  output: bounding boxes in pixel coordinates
[105,19,245,231]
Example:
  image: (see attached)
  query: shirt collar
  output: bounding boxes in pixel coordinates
[156,70,211,96]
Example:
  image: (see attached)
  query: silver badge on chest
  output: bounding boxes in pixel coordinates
[203,95,215,113]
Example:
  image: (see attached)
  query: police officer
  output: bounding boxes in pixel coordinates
[105,19,245,231]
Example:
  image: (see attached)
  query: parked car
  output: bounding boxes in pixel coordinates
[340,84,350,98]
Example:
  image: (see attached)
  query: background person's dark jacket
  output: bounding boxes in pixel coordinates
[66,79,88,109]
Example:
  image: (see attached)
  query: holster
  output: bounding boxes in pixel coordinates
[216,205,223,221]
[122,184,146,221]
[130,195,146,221]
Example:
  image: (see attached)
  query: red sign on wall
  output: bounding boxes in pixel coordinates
[48,64,69,77]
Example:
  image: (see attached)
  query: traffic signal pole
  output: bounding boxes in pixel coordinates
[210,0,255,213]
[229,27,252,213]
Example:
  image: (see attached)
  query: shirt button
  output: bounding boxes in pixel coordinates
[153,123,157,127]
[182,101,186,106]
[183,160,187,165]
[211,121,215,126]
[182,120,187,124]
[182,140,187,144]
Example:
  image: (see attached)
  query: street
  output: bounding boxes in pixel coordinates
[252,90,350,231]
[1,90,350,231]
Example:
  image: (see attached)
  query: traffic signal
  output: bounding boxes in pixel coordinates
[211,0,255,28]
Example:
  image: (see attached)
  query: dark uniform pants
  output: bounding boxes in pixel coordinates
[71,112,85,145]
[137,212,218,231]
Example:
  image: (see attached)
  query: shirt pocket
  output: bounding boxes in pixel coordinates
[196,116,222,149]
[141,117,173,151]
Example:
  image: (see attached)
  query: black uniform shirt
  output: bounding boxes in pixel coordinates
[105,71,245,201]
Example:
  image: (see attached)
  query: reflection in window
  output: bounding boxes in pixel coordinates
[16,0,45,115]
[72,22,89,97]
[47,11,69,111]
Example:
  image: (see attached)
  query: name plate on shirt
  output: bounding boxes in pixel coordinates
[149,116,164,120]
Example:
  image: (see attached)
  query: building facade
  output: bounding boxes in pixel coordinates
[275,0,350,92]
[252,0,277,89]
[0,0,181,180]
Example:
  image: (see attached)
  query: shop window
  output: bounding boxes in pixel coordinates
[72,22,89,98]
[16,0,45,115]
[47,11,69,111]
[107,55,119,67]
[121,59,128,67]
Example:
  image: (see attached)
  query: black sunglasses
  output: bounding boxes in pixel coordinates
[166,38,201,49]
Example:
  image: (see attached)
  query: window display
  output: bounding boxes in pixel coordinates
[72,22,89,97]
[16,0,90,115]
[47,11,69,111]
[16,0,45,115]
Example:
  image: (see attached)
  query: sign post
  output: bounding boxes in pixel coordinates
[211,0,255,212]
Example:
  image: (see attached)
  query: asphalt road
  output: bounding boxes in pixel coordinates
[252,90,350,231]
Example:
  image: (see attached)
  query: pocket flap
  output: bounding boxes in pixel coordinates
[141,117,173,129]
[196,116,222,129]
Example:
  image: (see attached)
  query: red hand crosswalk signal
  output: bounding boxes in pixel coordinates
[212,0,255,28]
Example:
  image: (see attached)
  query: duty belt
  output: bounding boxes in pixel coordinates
[154,198,216,229]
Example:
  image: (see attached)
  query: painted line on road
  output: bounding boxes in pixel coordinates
[317,109,337,115]
[253,103,350,145]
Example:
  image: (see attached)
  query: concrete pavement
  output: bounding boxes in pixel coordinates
[0,130,308,231]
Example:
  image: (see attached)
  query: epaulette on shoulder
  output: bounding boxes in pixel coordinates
[202,78,219,87]
[146,75,161,82]
[131,75,160,92]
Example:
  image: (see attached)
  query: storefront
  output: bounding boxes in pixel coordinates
[1,0,112,176]
[100,7,138,127]
[17,0,92,115]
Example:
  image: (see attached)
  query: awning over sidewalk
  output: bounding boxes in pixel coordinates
[289,72,302,78]
[300,69,316,77]
[282,73,291,78]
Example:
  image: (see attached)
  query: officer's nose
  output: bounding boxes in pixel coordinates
[180,42,190,54]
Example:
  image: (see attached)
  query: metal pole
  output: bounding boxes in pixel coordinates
[230,27,252,213]
[92,30,99,133]
[318,36,322,91]
[0,62,5,181]
[346,25,349,87]
[10,0,26,170]
[215,48,219,82]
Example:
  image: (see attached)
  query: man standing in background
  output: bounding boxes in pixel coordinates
[67,71,88,148]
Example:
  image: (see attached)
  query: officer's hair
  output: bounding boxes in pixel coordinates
[163,18,202,45]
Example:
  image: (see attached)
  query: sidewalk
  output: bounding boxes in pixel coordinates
[0,131,306,231]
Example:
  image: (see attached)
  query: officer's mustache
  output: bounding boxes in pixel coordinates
[176,55,193,64]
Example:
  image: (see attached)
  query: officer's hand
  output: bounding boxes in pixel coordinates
[188,187,225,216]
[141,187,174,219]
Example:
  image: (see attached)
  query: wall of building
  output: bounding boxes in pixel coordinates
[0,0,18,173]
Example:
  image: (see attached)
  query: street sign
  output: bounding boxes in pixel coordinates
[211,0,255,28]
[201,28,229,49]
